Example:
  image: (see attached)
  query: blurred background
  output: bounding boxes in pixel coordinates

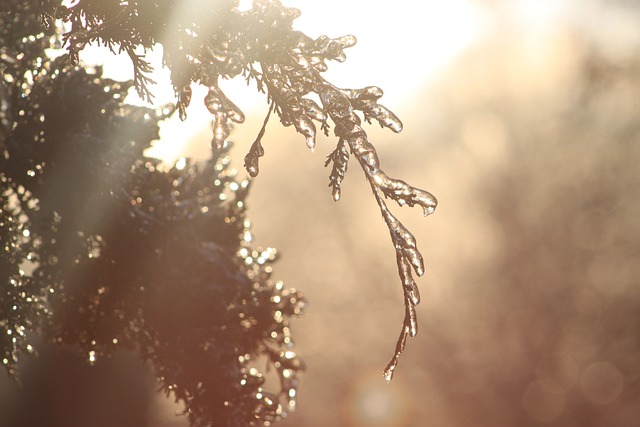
[2,0,640,426]
[248,1,640,426]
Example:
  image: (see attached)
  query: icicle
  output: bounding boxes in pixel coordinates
[244,141,264,178]
[373,172,438,215]
[244,103,272,177]
[300,98,327,122]
[204,85,245,123]
[370,105,403,133]
[178,102,187,122]
[177,85,192,121]
[211,112,230,152]
[295,115,316,150]
[204,88,224,114]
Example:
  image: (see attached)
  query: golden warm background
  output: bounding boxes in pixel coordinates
[3,1,640,426]
[244,1,640,426]
[166,1,639,426]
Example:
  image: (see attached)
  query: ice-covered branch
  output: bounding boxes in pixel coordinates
[43,0,438,382]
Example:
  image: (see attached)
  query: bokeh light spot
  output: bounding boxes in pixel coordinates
[341,370,412,427]
[535,352,580,391]
[580,362,624,405]
[522,379,566,422]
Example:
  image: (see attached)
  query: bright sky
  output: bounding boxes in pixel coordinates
[80,1,568,163]
[289,0,480,100]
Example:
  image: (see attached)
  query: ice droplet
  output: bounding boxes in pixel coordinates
[300,98,327,122]
[178,102,187,121]
[295,115,316,150]
[243,103,271,177]
[204,89,224,114]
[244,139,265,178]
[423,205,435,216]
[204,86,245,123]
[415,189,438,216]
[177,85,192,121]
[245,157,260,177]
[383,366,395,383]
[335,34,357,49]
[361,86,383,99]
[376,172,437,217]
[373,106,403,133]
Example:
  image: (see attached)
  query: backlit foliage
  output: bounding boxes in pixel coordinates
[2,0,437,425]
[2,2,304,426]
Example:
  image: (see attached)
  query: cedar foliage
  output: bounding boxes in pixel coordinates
[1,0,437,425]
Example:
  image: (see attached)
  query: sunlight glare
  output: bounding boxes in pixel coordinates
[236,0,254,11]
[507,0,569,30]
[80,1,480,164]
[293,0,480,104]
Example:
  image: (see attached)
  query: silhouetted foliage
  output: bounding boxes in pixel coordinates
[2,2,304,426]
[1,0,437,425]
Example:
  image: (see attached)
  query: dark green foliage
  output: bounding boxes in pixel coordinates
[1,1,304,426]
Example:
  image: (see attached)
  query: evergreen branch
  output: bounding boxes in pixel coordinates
[316,81,437,380]
[324,138,350,201]
[126,47,156,103]
[39,0,438,384]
